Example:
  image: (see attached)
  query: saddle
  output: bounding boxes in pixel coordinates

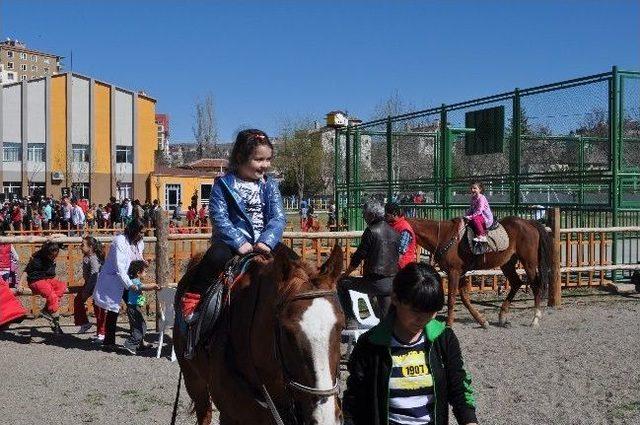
[184,253,257,360]
[465,221,509,255]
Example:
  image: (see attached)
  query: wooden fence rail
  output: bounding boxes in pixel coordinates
[6,208,640,318]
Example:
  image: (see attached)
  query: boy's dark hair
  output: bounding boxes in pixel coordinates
[385,201,403,217]
[128,260,148,279]
[471,181,485,193]
[393,262,445,313]
[229,129,273,171]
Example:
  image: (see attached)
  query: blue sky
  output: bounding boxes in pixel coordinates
[1,0,638,142]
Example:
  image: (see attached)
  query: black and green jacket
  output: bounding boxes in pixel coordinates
[342,316,477,425]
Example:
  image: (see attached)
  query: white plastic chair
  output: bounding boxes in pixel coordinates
[342,290,380,357]
[156,287,177,361]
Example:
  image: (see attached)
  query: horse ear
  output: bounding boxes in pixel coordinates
[319,244,343,282]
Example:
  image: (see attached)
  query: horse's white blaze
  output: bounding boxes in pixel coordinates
[299,298,340,424]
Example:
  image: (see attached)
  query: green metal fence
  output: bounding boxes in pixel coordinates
[334,66,640,271]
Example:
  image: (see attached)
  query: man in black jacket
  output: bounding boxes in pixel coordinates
[338,201,400,324]
[343,263,478,425]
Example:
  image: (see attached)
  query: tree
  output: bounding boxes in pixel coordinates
[192,93,219,158]
[274,120,326,200]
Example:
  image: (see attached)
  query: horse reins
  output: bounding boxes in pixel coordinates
[273,289,341,398]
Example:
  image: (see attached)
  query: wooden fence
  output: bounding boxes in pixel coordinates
[6,209,640,319]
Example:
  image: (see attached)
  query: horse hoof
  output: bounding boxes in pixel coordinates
[481,321,490,330]
[531,319,540,327]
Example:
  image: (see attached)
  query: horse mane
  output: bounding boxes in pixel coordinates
[262,244,321,308]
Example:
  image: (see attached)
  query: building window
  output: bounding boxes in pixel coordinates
[72,183,90,200]
[116,145,133,163]
[117,183,132,201]
[28,182,46,197]
[21,64,27,71]
[7,62,13,70]
[21,75,27,81]
[20,52,26,60]
[31,54,37,62]
[43,58,50,64]
[31,65,37,72]
[3,182,22,199]
[200,184,212,206]
[165,184,182,212]
[43,67,49,73]
[6,72,14,81]
[7,51,13,58]
[3,143,21,162]
[72,144,90,162]
[27,143,46,162]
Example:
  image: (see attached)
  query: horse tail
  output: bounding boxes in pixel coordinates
[531,220,553,297]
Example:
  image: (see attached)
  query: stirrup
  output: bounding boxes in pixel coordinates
[184,322,198,360]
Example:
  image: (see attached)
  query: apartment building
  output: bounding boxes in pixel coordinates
[0,39,62,85]
[0,72,157,203]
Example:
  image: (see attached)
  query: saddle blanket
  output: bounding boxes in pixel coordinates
[465,222,509,255]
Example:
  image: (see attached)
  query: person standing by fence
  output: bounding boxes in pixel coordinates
[122,260,158,355]
[74,236,104,335]
[92,219,146,350]
[338,201,400,326]
[385,202,417,269]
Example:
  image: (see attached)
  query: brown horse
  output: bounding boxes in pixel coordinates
[407,217,552,328]
[173,244,345,425]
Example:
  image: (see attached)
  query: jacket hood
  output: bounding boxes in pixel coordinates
[368,313,447,346]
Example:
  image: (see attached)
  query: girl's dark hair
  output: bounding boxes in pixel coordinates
[393,262,445,313]
[84,236,105,264]
[228,129,273,171]
[37,241,61,259]
[128,260,148,279]
[124,218,145,242]
[471,181,485,193]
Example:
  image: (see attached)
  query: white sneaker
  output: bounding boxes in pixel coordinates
[474,236,488,243]
[90,334,105,344]
[78,324,93,334]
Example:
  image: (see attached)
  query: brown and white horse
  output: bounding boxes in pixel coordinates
[407,216,552,328]
[173,244,345,425]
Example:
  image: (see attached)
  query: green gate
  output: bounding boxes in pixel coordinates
[334,67,640,271]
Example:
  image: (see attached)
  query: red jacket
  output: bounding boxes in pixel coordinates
[0,244,12,269]
[390,217,416,269]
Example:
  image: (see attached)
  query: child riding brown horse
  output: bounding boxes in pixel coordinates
[174,244,345,425]
[407,216,552,328]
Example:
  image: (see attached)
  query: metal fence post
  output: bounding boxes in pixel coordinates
[610,66,620,277]
[386,116,393,202]
[440,104,449,218]
[548,207,562,307]
[154,208,169,330]
[512,88,521,210]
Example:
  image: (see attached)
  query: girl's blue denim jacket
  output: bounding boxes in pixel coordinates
[208,172,286,252]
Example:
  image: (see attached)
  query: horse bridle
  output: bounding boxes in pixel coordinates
[273,289,341,398]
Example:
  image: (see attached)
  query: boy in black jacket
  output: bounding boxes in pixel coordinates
[343,262,478,425]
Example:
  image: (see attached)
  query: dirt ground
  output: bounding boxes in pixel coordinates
[1,289,639,425]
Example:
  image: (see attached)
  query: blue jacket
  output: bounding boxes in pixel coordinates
[209,172,286,252]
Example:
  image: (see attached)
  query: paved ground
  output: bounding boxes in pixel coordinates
[1,289,639,424]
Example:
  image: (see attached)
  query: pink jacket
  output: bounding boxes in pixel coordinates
[466,194,494,227]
